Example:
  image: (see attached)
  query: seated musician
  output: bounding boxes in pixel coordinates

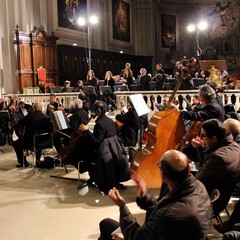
[79,101,130,194]
[115,99,140,162]
[53,99,89,155]
[13,102,53,168]
[46,93,63,116]
[180,84,225,123]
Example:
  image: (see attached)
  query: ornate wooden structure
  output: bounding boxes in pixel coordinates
[13,25,59,93]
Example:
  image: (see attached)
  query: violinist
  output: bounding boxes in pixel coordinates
[79,101,130,194]
[115,99,140,161]
[53,99,89,154]
[46,93,63,116]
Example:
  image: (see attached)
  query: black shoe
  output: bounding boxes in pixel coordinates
[16,162,29,168]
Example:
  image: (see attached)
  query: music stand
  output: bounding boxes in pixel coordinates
[148,81,157,90]
[49,86,62,93]
[164,79,177,90]
[113,85,129,91]
[193,78,206,89]
[82,86,96,95]
[66,87,74,93]
[0,110,11,121]
[129,94,150,150]
[99,86,113,95]
[129,85,140,91]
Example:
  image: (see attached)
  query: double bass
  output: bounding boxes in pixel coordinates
[131,57,196,188]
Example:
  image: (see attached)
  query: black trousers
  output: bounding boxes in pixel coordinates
[98,218,120,240]
[13,138,41,164]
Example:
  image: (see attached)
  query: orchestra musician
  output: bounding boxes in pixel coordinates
[13,102,53,168]
[46,93,63,116]
[120,62,134,87]
[79,101,130,194]
[115,98,140,162]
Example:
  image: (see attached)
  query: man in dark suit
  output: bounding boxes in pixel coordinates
[13,102,53,167]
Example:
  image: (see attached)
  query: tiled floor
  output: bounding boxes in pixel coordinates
[0,144,231,240]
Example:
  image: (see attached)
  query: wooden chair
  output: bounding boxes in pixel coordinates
[37,66,55,93]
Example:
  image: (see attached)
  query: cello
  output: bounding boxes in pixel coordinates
[130,57,196,188]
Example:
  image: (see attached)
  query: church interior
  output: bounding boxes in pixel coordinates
[0,0,240,239]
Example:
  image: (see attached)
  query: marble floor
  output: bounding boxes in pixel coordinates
[0,144,234,240]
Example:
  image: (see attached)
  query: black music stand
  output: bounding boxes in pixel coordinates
[113,85,129,91]
[164,79,178,90]
[129,85,140,91]
[49,86,62,93]
[148,81,157,90]
[82,86,97,95]
[0,110,11,153]
[193,78,206,89]
[99,86,113,95]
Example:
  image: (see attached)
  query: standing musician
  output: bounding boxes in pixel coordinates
[79,101,130,194]
[120,62,134,87]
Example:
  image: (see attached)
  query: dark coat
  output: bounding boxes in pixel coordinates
[119,175,212,240]
[138,74,151,91]
[18,110,53,148]
[180,99,225,122]
[196,134,240,214]
[116,108,140,146]
[69,108,89,131]
[84,114,129,193]
[95,135,130,193]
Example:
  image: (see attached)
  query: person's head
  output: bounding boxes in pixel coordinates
[49,93,56,103]
[223,118,240,139]
[93,101,106,116]
[105,71,113,79]
[87,70,95,80]
[77,80,83,86]
[74,99,83,109]
[156,63,162,71]
[140,68,147,76]
[200,119,226,149]
[64,80,71,87]
[125,62,131,69]
[192,94,200,104]
[162,95,169,107]
[158,150,189,188]
[198,84,216,105]
[33,102,43,112]
[78,92,87,101]
[18,101,25,108]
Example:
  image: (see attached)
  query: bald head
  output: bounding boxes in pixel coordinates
[34,102,42,111]
[223,118,240,139]
[75,99,83,109]
[159,150,189,182]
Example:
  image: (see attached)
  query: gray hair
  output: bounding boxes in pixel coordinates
[75,99,83,109]
[199,84,216,102]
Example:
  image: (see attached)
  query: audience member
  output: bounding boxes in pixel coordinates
[98,150,212,240]
[191,119,240,215]
[13,102,53,167]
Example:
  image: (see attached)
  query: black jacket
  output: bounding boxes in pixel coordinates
[119,175,212,240]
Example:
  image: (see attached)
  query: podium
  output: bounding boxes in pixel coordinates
[199,60,227,86]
